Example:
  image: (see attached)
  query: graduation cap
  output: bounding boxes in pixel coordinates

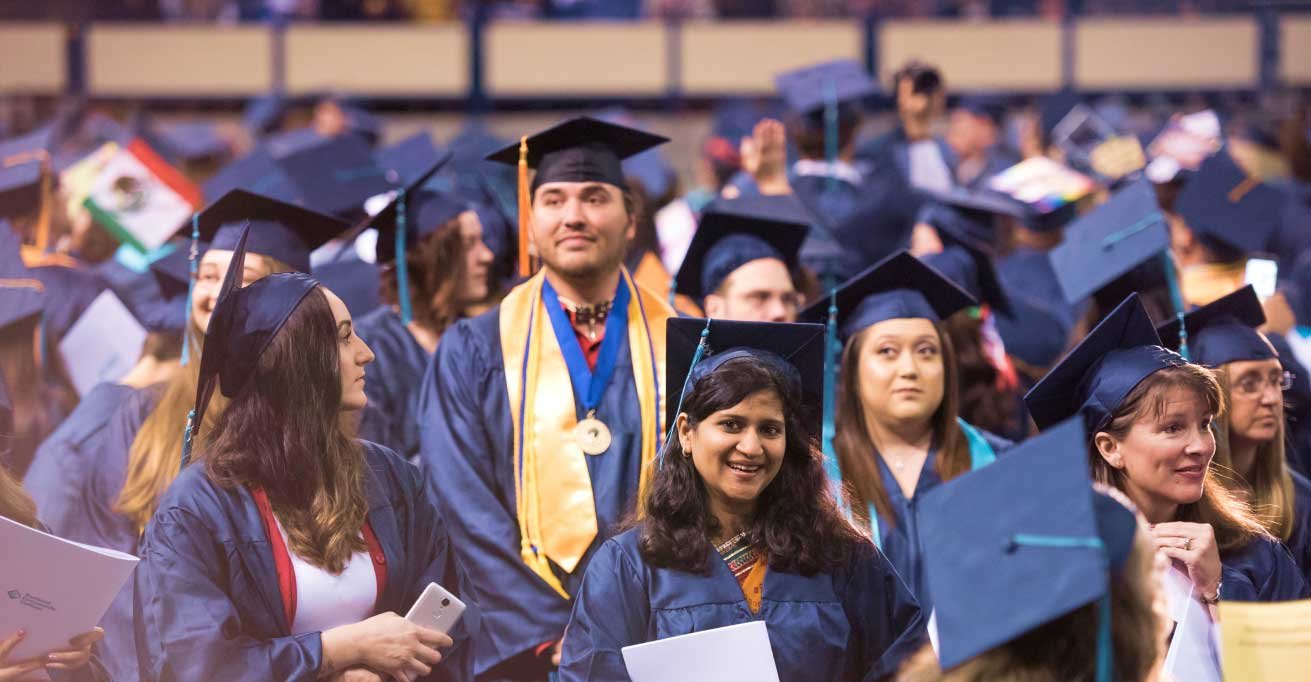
[674,197,810,302]
[1049,178,1172,306]
[920,417,1139,675]
[798,251,976,341]
[0,127,52,221]
[0,226,44,330]
[487,116,669,276]
[1024,293,1186,433]
[922,244,1010,317]
[184,223,320,467]
[1174,148,1281,258]
[664,318,826,448]
[774,59,878,118]
[367,150,457,324]
[277,134,393,217]
[202,148,300,205]
[188,189,352,273]
[1039,90,1084,141]
[152,121,231,164]
[1156,285,1274,368]
[922,186,1028,244]
[375,132,444,187]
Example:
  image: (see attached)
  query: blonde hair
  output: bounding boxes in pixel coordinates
[1211,365,1296,541]
[1089,364,1269,551]
[116,254,292,534]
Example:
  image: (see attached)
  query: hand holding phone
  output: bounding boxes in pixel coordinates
[404,583,466,636]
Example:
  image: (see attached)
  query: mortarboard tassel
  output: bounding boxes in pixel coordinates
[660,319,712,469]
[517,136,533,278]
[1160,251,1190,360]
[821,291,848,517]
[823,76,839,197]
[395,192,414,325]
[180,212,200,366]
[1009,533,1114,682]
[180,409,196,471]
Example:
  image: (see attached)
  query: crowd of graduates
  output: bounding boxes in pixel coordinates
[2,54,1311,682]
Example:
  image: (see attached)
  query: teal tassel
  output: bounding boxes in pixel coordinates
[396,192,413,325]
[180,213,199,366]
[821,290,847,516]
[823,76,838,197]
[660,320,712,468]
[1160,250,1189,360]
[1011,533,1113,682]
[180,409,196,471]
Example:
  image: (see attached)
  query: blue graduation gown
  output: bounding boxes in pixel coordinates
[1220,535,1311,602]
[30,262,107,346]
[132,440,475,682]
[854,127,958,188]
[49,384,160,682]
[1286,471,1311,585]
[558,528,927,682]
[869,431,1012,612]
[417,309,649,679]
[356,307,430,459]
[24,381,136,530]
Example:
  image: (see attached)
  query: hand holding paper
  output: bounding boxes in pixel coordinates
[622,621,780,682]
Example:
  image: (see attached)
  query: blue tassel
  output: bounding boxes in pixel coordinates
[396,192,414,325]
[180,409,196,471]
[821,290,847,516]
[1160,250,1189,360]
[180,213,200,366]
[660,320,712,468]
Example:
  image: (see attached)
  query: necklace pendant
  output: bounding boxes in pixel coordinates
[575,411,612,455]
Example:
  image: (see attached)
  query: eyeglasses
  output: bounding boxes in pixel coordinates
[1234,370,1295,396]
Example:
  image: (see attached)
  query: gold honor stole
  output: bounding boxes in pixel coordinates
[500,268,673,598]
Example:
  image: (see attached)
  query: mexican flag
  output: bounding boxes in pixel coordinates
[83,139,202,253]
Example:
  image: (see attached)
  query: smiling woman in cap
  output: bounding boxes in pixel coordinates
[131,225,473,682]
[1158,285,1311,582]
[559,318,926,681]
[1026,293,1309,607]
[800,250,1011,611]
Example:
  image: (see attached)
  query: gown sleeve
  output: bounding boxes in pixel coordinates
[417,320,575,676]
[132,505,324,681]
[557,539,649,682]
[841,544,928,682]
[1221,536,1311,602]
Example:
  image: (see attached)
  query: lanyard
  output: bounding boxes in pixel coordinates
[541,278,630,415]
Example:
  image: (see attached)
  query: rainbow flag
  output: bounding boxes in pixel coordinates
[83,139,201,253]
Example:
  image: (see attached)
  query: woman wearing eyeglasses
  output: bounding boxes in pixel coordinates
[1158,286,1311,582]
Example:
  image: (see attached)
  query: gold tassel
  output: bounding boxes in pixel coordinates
[517,136,533,278]
[2,150,52,254]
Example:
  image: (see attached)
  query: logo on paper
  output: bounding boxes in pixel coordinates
[5,590,55,612]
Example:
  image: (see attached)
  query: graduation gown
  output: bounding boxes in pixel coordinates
[417,309,649,679]
[355,307,430,459]
[30,261,108,346]
[558,528,927,682]
[50,384,159,682]
[24,381,136,531]
[1286,470,1311,584]
[867,430,1012,611]
[1219,535,1311,602]
[132,440,475,682]
[854,127,958,190]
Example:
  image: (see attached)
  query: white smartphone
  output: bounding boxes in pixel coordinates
[1245,258,1279,300]
[404,582,466,634]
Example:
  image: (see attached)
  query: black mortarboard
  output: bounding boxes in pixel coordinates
[188,189,351,273]
[798,251,976,341]
[370,149,459,265]
[1156,285,1275,367]
[674,196,810,302]
[664,318,826,443]
[1174,148,1281,257]
[1049,178,1171,305]
[485,116,668,193]
[277,133,393,217]
[188,224,319,464]
[1024,293,1186,433]
[0,226,44,330]
[773,59,878,117]
[201,148,300,204]
[921,417,1139,673]
[375,132,445,187]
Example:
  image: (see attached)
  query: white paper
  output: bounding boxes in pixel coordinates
[0,515,139,661]
[622,621,780,682]
[58,290,147,397]
[1161,567,1223,682]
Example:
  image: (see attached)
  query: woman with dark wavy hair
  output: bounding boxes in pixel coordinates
[559,319,925,682]
[131,227,474,682]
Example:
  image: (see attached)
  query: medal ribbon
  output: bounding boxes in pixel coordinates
[541,278,630,419]
[500,270,672,596]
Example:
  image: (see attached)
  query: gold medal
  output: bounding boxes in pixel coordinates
[574,413,612,456]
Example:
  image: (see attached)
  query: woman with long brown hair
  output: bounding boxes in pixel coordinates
[800,251,1011,611]
[1026,293,1309,606]
[1156,285,1311,581]
[559,318,925,681]
[43,190,352,682]
[355,186,493,459]
[131,225,472,681]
